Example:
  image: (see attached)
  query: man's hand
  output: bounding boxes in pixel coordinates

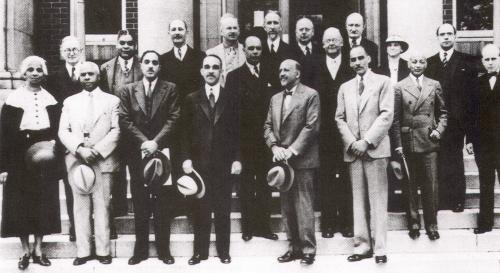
[182,159,194,174]
[351,140,369,157]
[395,147,404,157]
[231,161,242,175]
[141,140,158,156]
[429,130,441,142]
[0,172,7,184]
[465,143,474,155]
[271,146,287,162]
[77,146,100,164]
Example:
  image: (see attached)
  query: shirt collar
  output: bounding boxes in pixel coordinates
[118,56,133,70]
[82,86,103,95]
[205,83,221,101]
[285,83,298,94]
[65,62,80,77]
[439,48,454,60]
[267,38,281,51]
[298,42,313,54]
[350,37,362,47]
[143,77,158,91]
[326,53,342,63]
[174,44,188,58]
[246,61,260,73]
[410,73,423,85]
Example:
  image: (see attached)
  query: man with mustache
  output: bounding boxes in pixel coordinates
[118,51,180,265]
[336,46,393,264]
[180,55,241,265]
[342,12,379,70]
[100,30,143,238]
[264,59,320,265]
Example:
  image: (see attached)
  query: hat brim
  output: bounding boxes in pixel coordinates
[385,40,409,53]
[72,164,96,195]
[176,169,205,199]
[142,151,172,191]
[267,161,294,192]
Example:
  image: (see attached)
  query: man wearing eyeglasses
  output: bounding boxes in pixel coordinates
[100,30,144,236]
[117,50,180,265]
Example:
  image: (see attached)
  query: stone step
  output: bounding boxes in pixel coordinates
[0,229,499,259]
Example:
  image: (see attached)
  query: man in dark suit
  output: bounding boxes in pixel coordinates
[100,30,144,234]
[343,12,379,70]
[180,55,241,265]
[160,19,206,101]
[471,44,500,234]
[261,11,292,91]
[118,51,180,265]
[426,23,479,212]
[264,59,320,265]
[46,35,84,242]
[225,36,278,242]
[391,52,447,240]
[317,27,353,239]
[289,17,321,90]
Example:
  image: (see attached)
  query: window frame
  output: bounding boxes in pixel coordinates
[84,0,126,45]
[453,0,494,41]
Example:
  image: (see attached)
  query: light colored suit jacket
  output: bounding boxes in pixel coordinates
[335,70,394,162]
[59,88,121,173]
[264,83,320,169]
[206,43,245,86]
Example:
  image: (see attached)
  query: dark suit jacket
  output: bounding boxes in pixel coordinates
[289,42,322,91]
[159,46,206,101]
[342,38,379,70]
[117,79,180,151]
[100,56,143,95]
[46,64,81,103]
[179,87,240,175]
[376,58,410,82]
[263,83,320,169]
[261,39,293,91]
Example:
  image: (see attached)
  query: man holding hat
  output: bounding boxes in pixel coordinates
[118,50,180,265]
[391,51,447,240]
[264,59,320,265]
[59,61,121,265]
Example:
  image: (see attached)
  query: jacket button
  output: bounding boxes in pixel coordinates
[409,101,412,104]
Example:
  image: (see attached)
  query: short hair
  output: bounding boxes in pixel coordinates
[140,50,161,62]
[220,13,238,31]
[350,45,368,56]
[20,56,48,76]
[168,19,188,30]
[117,29,137,42]
[264,10,281,19]
[435,24,457,36]
[244,35,261,47]
[281,59,302,74]
[204,54,223,67]
[481,43,500,57]
[78,61,100,78]
[60,36,81,50]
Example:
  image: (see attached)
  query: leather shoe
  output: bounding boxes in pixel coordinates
[18,253,30,270]
[73,256,93,266]
[32,253,51,266]
[375,255,387,264]
[341,228,354,238]
[128,256,147,265]
[160,255,175,264]
[408,229,420,239]
[219,255,231,264]
[452,203,464,213]
[188,254,208,265]
[322,228,334,238]
[347,253,373,262]
[96,255,112,264]
[242,233,252,241]
[254,232,279,240]
[427,231,440,240]
[277,251,302,263]
[300,254,315,265]
[474,227,492,234]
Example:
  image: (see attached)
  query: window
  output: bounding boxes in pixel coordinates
[85,0,125,44]
[453,0,494,40]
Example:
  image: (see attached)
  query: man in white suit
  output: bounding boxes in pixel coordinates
[59,61,120,266]
[335,46,393,264]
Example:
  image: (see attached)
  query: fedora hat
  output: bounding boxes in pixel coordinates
[142,151,171,193]
[385,35,409,53]
[390,160,404,180]
[72,164,96,194]
[177,169,205,198]
[25,141,57,170]
[267,161,294,192]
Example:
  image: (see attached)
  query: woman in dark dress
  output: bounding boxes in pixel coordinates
[0,56,62,270]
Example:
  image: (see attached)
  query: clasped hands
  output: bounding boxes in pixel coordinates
[182,159,242,175]
[271,146,293,162]
[348,139,369,158]
[76,145,101,164]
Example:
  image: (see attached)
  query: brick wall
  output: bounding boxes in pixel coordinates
[126,0,139,40]
[442,0,453,24]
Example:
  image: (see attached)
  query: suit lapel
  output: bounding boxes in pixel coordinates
[197,89,211,122]
[358,73,374,114]
[282,84,302,122]
[345,79,359,119]
[413,77,433,112]
[273,92,284,133]
[214,87,228,125]
[133,82,148,115]
[446,51,459,77]
[150,81,169,118]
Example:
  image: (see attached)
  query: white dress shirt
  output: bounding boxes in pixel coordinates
[65,63,80,80]
[119,56,134,72]
[388,57,400,84]
[205,83,221,103]
[490,71,498,90]
[326,54,342,80]
[267,38,281,53]
[298,42,313,55]
[6,86,57,130]
[410,73,423,89]
[174,44,188,61]
[246,61,260,77]
[439,48,454,63]
[143,77,158,97]
[349,37,362,48]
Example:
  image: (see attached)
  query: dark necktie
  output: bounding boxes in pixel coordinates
[305,46,311,56]
[352,38,357,47]
[442,52,448,67]
[209,89,215,109]
[358,76,364,95]
[146,81,152,117]
[271,44,275,54]
[124,60,130,74]
[253,64,259,77]
[177,47,182,60]
[71,66,75,81]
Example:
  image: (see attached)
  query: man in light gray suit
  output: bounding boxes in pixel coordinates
[59,62,121,266]
[264,59,320,265]
[335,46,393,264]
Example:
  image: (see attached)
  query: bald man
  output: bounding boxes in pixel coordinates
[317,27,353,238]
[342,12,379,69]
[264,59,320,265]
[471,44,500,234]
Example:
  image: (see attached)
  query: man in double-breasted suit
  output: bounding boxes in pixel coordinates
[391,52,447,240]
[317,27,353,239]
[118,51,180,265]
[336,46,393,264]
[471,44,500,234]
[59,62,120,265]
[264,59,320,265]
[180,55,241,265]
[426,23,479,212]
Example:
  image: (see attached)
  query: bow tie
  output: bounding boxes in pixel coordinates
[284,90,293,96]
[487,71,498,78]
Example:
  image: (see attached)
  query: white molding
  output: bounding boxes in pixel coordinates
[452,0,493,39]
[84,0,126,45]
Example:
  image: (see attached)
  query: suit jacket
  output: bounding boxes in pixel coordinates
[391,76,447,154]
[206,43,246,86]
[100,56,143,95]
[179,87,240,175]
[46,64,81,103]
[117,79,180,151]
[426,50,479,127]
[289,42,322,91]
[335,70,394,162]
[342,38,379,70]
[263,83,320,169]
[58,88,120,173]
[261,39,293,91]
[159,46,206,101]
[376,58,410,83]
